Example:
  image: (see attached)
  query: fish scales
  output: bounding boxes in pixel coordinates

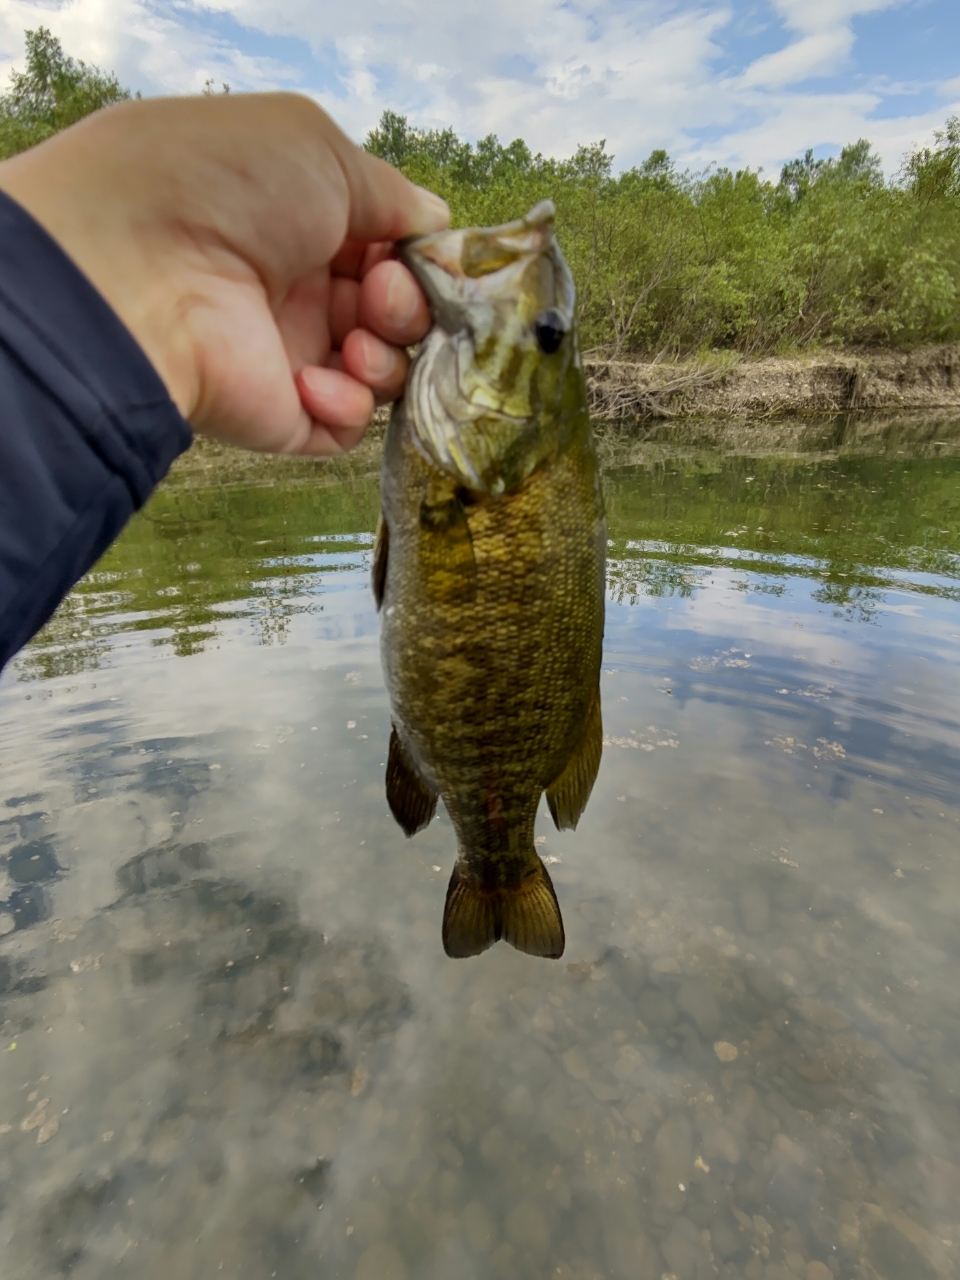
[375,200,606,959]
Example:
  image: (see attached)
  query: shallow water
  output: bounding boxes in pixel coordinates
[2,417,960,1280]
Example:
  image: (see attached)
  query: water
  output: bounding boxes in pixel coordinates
[2,417,960,1280]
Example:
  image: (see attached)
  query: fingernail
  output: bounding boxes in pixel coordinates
[413,186,450,230]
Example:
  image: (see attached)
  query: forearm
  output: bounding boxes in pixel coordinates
[0,190,191,672]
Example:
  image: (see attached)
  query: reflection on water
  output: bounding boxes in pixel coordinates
[2,417,960,1280]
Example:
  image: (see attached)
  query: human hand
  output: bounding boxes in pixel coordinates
[0,93,448,455]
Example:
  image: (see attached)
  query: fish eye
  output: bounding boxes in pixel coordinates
[534,309,566,355]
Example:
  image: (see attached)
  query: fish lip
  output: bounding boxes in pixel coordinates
[399,200,559,310]
[401,201,576,432]
[398,199,555,255]
[397,233,435,294]
[398,230,469,337]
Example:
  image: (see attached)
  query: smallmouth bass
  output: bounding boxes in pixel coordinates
[373,200,606,959]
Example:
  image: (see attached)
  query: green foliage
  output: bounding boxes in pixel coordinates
[779,139,883,202]
[0,27,130,159]
[1,24,956,357]
[366,111,960,355]
[901,116,960,203]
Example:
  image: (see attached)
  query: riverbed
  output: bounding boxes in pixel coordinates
[1,415,959,1280]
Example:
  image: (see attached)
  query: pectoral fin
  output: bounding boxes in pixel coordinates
[546,683,602,831]
[419,488,477,606]
[386,725,437,836]
[372,513,388,610]
[442,858,564,959]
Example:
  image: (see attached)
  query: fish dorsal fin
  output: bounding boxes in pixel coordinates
[372,513,388,610]
[386,725,437,836]
[546,683,602,831]
[442,859,564,959]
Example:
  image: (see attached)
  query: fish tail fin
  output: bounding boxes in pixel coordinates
[442,864,500,958]
[501,859,565,959]
[442,858,564,960]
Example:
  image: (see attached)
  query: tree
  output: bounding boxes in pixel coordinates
[0,27,130,159]
[562,141,613,183]
[831,139,883,186]
[364,110,539,189]
[2,32,956,356]
[637,148,676,191]
[779,140,882,202]
[902,116,960,203]
[365,108,417,167]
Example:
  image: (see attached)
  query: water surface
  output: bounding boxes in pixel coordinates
[2,416,959,1280]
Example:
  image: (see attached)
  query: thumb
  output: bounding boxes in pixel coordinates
[324,123,450,243]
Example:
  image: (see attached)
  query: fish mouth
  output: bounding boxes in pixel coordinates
[399,200,559,327]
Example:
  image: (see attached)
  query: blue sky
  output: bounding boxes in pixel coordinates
[0,0,957,175]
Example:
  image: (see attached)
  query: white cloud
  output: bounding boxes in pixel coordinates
[0,0,953,176]
[738,29,852,88]
[769,0,901,33]
[0,0,295,95]
[687,91,960,176]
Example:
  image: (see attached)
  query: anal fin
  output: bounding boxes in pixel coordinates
[442,858,564,959]
[546,683,602,831]
[386,725,437,836]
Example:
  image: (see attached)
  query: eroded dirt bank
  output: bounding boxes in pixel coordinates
[168,344,960,494]
[586,343,960,421]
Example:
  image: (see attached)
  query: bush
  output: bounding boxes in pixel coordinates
[2,29,956,358]
[0,27,129,159]
[366,114,960,356]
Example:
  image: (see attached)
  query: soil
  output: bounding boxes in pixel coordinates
[170,343,960,492]
[585,342,960,422]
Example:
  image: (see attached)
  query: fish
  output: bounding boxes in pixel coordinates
[373,199,606,959]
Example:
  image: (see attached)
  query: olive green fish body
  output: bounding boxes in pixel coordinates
[375,202,606,958]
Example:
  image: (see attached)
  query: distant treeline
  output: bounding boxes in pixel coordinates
[2,29,958,358]
[366,111,960,357]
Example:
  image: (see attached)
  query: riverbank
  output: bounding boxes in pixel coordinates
[586,342,960,421]
[167,344,960,493]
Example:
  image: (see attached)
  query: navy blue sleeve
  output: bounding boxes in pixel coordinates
[0,189,192,672]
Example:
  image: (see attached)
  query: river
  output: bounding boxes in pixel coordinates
[1,414,958,1280]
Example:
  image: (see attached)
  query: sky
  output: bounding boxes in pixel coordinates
[0,0,957,177]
